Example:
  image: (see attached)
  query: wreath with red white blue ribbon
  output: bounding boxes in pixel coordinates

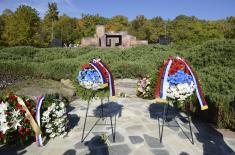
[155,56,208,110]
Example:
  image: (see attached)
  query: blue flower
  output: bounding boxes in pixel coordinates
[77,68,102,84]
[168,70,193,85]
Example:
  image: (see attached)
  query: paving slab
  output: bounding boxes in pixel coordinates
[1,79,235,155]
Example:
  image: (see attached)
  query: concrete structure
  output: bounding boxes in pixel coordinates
[81,25,148,47]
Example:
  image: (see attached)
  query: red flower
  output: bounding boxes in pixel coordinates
[0,132,4,139]
[24,118,30,124]
[25,128,31,133]
[25,101,31,106]
[81,64,91,70]
[20,109,26,114]
[5,111,11,116]
[18,127,25,134]
[9,95,17,101]
[15,103,22,109]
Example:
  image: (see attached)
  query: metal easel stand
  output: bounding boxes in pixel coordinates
[158,102,194,144]
[81,98,116,143]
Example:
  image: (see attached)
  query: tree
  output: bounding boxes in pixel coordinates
[2,5,40,46]
[0,9,13,46]
[41,2,59,46]
[129,15,150,40]
[76,14,108,38]
[106,15,129,31]
[225,16,235,39]
[54,15,79,44]
[149,16,165,43]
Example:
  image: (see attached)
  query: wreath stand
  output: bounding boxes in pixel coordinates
[158,101,194,144]
[81,98,116,143]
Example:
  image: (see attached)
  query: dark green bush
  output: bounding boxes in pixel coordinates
[183,39,235,129]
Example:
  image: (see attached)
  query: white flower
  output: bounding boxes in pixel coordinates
[11,118,22,130]
[42,116,50,123]
[43,110,50,117]
[45,123,52,128]
[0,101,9,112]
[56,111,64,117]
[46,129,52,133]
[59,102,65,108]
[0,113,7,123]
[166,82,195,101]
[11,109,21,118]
[59,132,67,138]
[49,133,56,138]
[0,122,9,134]
[56,106,60,110]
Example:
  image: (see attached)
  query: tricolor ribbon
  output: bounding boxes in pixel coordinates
[90,59,115,98]
[89,62,106,84]
[155,57,208,110]
[176,57,208,110]
[35,96,45,146]
[97,60,115,98]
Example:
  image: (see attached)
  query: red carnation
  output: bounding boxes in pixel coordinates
[24,118,30,124]
[25,128,31,133]
[25,101,31,106]
[15,103,22,109]
[9,95,17,101]
[18,127,24,134]
[0,132,4,139]
[20,109,26,114]
[81,64,91,70]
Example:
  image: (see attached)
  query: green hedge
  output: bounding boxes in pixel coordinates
[0,40,234,129]
[182,40,235,129]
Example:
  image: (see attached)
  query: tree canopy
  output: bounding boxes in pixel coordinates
[0,3,234,47]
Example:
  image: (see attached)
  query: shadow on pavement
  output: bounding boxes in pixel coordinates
[193,120,234,155]
[93,102,123,118]
[85,135,109,155]
[0,141,32,155]
[148,102,235,155]
[63,149,76,155]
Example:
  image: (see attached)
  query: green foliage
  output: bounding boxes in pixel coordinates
[106,15,129,31]
[74,83,109,102]
[2,5,40,46]
[44,3,59,22]
[0,40,234,129]
[183,39,235,129]
[54,15,79,44]
[0,3,234,47]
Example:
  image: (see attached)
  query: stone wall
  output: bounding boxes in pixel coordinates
[96,25,105,38]
[81,25,148,47]
[81,37,98,46]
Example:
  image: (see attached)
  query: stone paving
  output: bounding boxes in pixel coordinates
[1,79,235,155]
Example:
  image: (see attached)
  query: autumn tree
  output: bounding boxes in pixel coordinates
[106,15,129,31]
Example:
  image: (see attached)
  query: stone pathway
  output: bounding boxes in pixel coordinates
[1,79,235,155]
[1,97,235,155]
